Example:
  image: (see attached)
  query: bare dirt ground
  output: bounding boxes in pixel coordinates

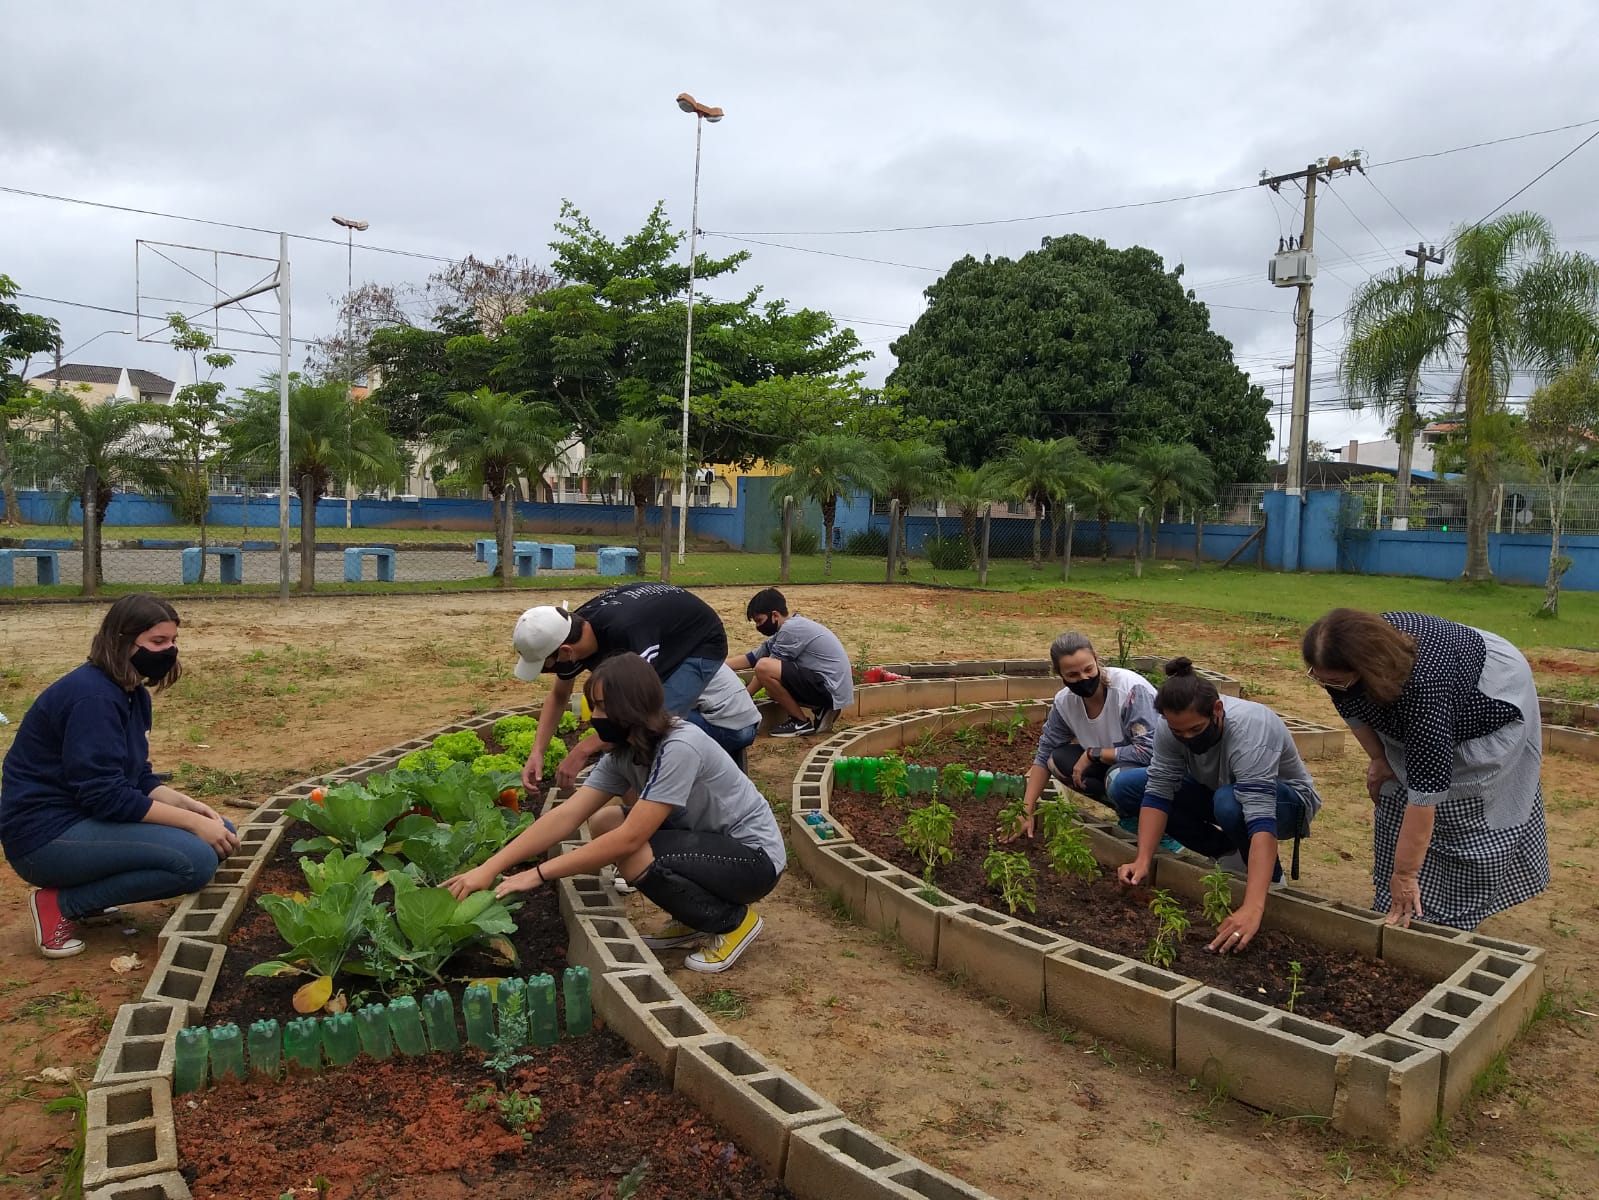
[1,585,1596,1199]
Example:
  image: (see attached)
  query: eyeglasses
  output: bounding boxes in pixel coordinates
[1306,668,1358,692]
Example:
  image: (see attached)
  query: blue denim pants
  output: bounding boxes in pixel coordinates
[8,816,235,920]
[660,657,723,717]
[1160,779,1304,864]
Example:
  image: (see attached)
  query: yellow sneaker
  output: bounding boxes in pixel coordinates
[686,908,764,973]
[640,920,704,950]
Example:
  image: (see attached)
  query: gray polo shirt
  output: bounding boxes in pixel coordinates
[585,721,787,872]
[695,665,761,732]
[746,613,855,709]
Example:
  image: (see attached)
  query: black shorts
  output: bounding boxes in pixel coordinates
[779,659,833,712]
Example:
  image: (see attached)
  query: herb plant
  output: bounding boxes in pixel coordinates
[1145,888,1189,969]
[996,795,1028,838]
[431,730,487,762]
[1286,961,1304,1013]
[1114,610,1152,668]
[898,801,956,898]
[875,752,909,805]
[1036,799,1098,881]
[983,837,1037,915]
[1200,864,1234,927]
[467,1086,542,1143]
[939,762,973,803]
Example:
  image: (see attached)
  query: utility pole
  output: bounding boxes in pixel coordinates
[1260,152,1363,496]
[1392,242,1444,531]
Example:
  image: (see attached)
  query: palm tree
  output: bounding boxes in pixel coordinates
[584,416,679,576]
[1125,442,1215,559]
[32,394,164,584]
[776,433,885,577]
[876,440,949,573]
[1071,461,1143,561]
[426,387,570,584]
[946,464,1001,557]
[229,376,403,591]
[995,436,1079,569]
[1342,212,1599,580]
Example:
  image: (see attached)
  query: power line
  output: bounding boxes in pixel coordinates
[16,290,316,353]
[706,234,942,272]
[1361,172,1427,242]
[1365,116,1599,169]
[1323,180,1402,268]
[1468,125,1599,229]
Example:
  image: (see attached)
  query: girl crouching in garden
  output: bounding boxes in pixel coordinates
[447,652,784,973]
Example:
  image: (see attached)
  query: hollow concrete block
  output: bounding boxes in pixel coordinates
[1334,1033,1444,1148]
[1392,979,1504,1117]
[569,914,658,975]
[1449,951,1542,1049]
[157,885,251,945]
[84,1078,178,1191]
[86,1172,193,1200]
[804,842,892,916]
[592,969,713,1079]
[789,811,855,887]
[140,938,225,1023]
[674,1035,843,1177]
[861,869,952,963]
[1251,890,1385,959]
[93,1003,186,1088]
[1045,943,1200,1066]
[1004,676,1061,702]
[1380,921,1482,981]
[936,904,1065,1015]
[953,677,1010,705]
[557,874,624,943]
[1175,987,1357,1116]
[785,1118,1002,1200]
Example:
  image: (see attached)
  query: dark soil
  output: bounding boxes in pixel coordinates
[831,786,1433,1035]
[892,718,1041,775]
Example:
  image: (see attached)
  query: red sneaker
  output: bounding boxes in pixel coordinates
[29,889,85,959]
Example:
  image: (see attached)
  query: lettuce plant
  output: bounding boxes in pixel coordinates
[361,873,518,989]
[492,714,538,744]
[431,730,486,762]
[397,747,455,774]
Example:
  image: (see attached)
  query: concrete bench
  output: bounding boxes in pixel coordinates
[0,548,60,586]
[474,538,496,563]
[538,542,576,570]
[343,546,396,582]
[181,546,243,585]
[483,541,540,577]
[596,546,640,576]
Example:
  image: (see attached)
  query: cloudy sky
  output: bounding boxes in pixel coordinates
[4,0,1597,462]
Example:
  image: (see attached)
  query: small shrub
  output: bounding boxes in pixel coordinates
[875,752,909,804]
[997,795,1028,838]
[844,528,889,556]
[1146,888,1189,969]
[771,525,819,555]
[1113,610,1152,669]
[1036,799,1097,880]
[925,535,972,569]
[939,762,973,803]
[1200,865,1233,926]
[899,801,956,897]
[983,837,1037,915]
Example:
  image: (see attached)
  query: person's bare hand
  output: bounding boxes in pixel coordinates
[1366,757,1398,803]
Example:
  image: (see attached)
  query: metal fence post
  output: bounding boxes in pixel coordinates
[780,496,793,584]
[81,465,98,596]
[659,483,672,583]
[1133,506,1146,577]
[979,509,992,586]
[1061,504,1075,582]
[886,500,900,581]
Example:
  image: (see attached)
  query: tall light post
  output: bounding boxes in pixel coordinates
[1275,363,1293,463]
[674,92,723,565]
[50,328,132,392]
[332,216,369,527]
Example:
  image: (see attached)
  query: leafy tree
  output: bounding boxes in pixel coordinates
[425,388,570,584]
[995,436,1079,569]
[946,464,1002,557]
[229,376,403,591]
[1305,439,1335,462]
[151,315,235,579]
[1071,461,1143,561]
[876,440,949,572]
[1342,212,1599,580]
[583,416,679,576]
[776,433,885,577]
[1125,442,1215,557]
[888,235,1270,487]
[1524,357,1599,616]
[0,276,60,525]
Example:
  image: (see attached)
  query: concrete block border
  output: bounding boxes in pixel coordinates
[84,1078,178,1191]
[93,1003,187,1088]
[85,1172,194,1200]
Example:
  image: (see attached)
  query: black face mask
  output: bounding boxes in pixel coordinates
[754,616,780,638]
[1176,719,1224,754]
[590,716,628,747]
[1064,673,1102,699]
[131,645,179,684]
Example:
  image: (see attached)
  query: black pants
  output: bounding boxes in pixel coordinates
[1048,742,1109,803]
[628,829,779,934]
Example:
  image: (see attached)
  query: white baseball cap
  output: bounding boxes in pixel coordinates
[512,605,573,681]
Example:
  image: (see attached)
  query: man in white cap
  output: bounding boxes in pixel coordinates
[513,582,730,789]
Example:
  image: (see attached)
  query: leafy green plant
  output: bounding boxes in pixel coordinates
[875,752,909,805]
[396,747,455,774]
[360,873,519,991]
[844,528,889,556]
[499,729,536,762]
[996,795,1028,838]
[899,801,956,898]
[1036,799,1098,880]
[1114,610,1152,668]
[951,724,983,751]
[1146,888,1189,969]
[616,1158,650,1200]
[288,785,413,857]
[378,805,528,887]
[248,871,382,1012]
[1286,961,1305,1014]
[983,837,1037,915]
[543,736,568,779]
[939,762,973,803]
[484,986,535,1083]
[431,730,487,762]
[43,1086,86,1200]
[1200,864,1234,927]
[557,709,580,735]
[998,706,1030,745]
[470,752,523,777]
[467,1085,542,1143]
[492,714,538,744]
[300,849,373,894]
[907,729,943,759]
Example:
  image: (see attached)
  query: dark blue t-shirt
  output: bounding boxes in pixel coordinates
[0,663,160,859]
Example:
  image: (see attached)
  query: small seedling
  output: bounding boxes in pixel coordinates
[875,752,909,806]
[1200,864,1233,927]
[951,724,983,751]
[900,801,956,900]
[467,1085,542,1143]
[939,762,973,803]
[617,1158,650,1200]
[1145,888,1189,969]
[1286,960,1304,1013]
[1000,705,1030,745]
[1114,610,1152,668]
[908,729,942,759]
[1036,798,1097,881]
[484,989,534,1086]
[996,795,1028,838]
[983,837,1037,915]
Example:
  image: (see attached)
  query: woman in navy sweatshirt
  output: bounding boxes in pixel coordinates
[1,594,238,958]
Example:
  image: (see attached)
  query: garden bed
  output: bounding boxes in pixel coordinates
[828,788,1432,1035]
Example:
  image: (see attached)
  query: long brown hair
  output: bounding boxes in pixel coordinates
[584,653,675,763]
[87,594,183,692]
[1301,608,1417,705]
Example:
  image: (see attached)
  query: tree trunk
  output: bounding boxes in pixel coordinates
[1061,505,1075,582]
[1030,508,1042,570]
[1392,400,1417,529]
[0,425,22,524]
[1150,515,1162,561]
[1099,514,1110,562]
[298,473,317,593]
[1544,488,1566,616]
[896,495,910,574]
[197,453,209,583]
[1462,352,1496,582]
[93,482,112,587]
[1463,460,1495,581]
[1194,512,1205,565]
[633,498,648,576]
[497,490,513,585]
[1132,508,1145,578]
[822,495,837,578]
[658,482,672,583]
[961,510,976,558]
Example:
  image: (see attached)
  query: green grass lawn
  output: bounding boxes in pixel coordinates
[1,521,722,548]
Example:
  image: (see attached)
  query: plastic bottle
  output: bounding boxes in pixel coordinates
[422,990,461,1053]
[283,1017,322,1071]
[387,995,430,1056]
[831,759,849,784]
[463,983,496,1049]
[209,1023,246,1083]
[321,1012,360,1067]
[495,978,529,1047]
[974,770,994,799]
[172,1026,209,1095]
[562,966,593,1036]
[247,1019,281,1079]
[528,973,558,1046]
[860,758,879,793]
[354,1003,393,1060]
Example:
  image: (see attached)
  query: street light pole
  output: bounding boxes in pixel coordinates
[332,216,368,529]
[675,93,723,566]
[1275,363,1293,463]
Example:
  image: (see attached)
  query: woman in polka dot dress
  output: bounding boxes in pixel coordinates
[1301,609,1549,930]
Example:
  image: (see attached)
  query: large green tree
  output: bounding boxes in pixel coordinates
[876,440,949,573]
[152,314,235,578]
[1071,461,1144,561]
[888,235,1269,487]
[1342,212,1599,580]
[583,416,680,576]
[229,377,403,592]
[0,276,60,525]
[776,434,885,578]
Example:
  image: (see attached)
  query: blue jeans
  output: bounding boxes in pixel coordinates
[1159,779,1304,864]
[660,657,723,717]
[1048,744,1147,821]
[8,816,235,920]
[684,713,759,762]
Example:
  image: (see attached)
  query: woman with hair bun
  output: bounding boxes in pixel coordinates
[1302,608,1548,930]
[1117,658,1322,954]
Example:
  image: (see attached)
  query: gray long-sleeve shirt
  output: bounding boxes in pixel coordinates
[743,614,854,709]
[1033,666,1157,768]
